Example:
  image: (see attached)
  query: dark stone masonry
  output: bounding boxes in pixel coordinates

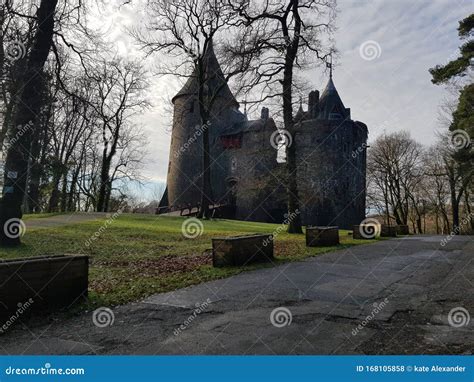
[161,42,368,229]
[306,226,340,247]
[0,255,88,317]
[212,234,274,267]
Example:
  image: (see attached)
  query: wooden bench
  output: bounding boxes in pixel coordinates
[306,226,339,247]
[212,234,274,267]
[0,255,88,318]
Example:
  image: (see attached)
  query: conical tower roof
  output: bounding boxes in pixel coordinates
[172,40,239,108]
[318,77,347,119]
[295,96,305,121]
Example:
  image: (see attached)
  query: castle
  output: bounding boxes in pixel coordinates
[160,43,368,229]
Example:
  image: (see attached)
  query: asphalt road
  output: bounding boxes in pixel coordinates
[1,235,472,355]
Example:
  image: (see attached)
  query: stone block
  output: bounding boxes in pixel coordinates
[381,225,397,237]
[396,225,410,235]
[306,226,339,247]
[0,255,88,318]
[353,225,378,240]
[212,234,273,267]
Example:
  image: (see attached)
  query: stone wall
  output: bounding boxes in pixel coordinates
[295,119,367,229]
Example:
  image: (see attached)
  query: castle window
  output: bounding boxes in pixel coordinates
[329,113,342,120]
[231,157,237,172]
[220,133,242,149]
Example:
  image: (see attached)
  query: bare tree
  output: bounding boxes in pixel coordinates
[423,145,451,233]
[134,0,260,219]
[231,0,336,233]
[367,132,424,230]
[0,0,59,246]
[85,58,148,212]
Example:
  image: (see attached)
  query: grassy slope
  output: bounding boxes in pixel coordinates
[0,214,376,307]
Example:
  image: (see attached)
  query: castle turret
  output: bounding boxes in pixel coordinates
[317,77,350,120]
[171,40,239,108]
[295,74,368,228]
[166,41,245,210]
[308,90,319,119]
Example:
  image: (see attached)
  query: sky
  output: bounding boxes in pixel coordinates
[103,0,474,202]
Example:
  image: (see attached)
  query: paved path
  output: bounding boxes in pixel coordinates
[25,212,109,229]
[1,235,472,355]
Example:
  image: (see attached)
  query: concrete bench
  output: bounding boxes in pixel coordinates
[212,234,274,267]
[306,226,339,247]
[0,255,88,318]
[381,225,397,237]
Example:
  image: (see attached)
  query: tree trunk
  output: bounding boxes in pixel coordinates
[284,2,303,234]
[60,171,68,212]
[67,167,81,212]
[97,153,111,212]
[198,122,212,219]
[48,172,62,212]
[0,0,58,246]
[197,53,212,220]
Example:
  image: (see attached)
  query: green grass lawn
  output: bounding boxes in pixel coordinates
[0,214,377,308]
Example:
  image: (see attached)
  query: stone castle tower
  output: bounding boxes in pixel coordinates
[161,44,368,229]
